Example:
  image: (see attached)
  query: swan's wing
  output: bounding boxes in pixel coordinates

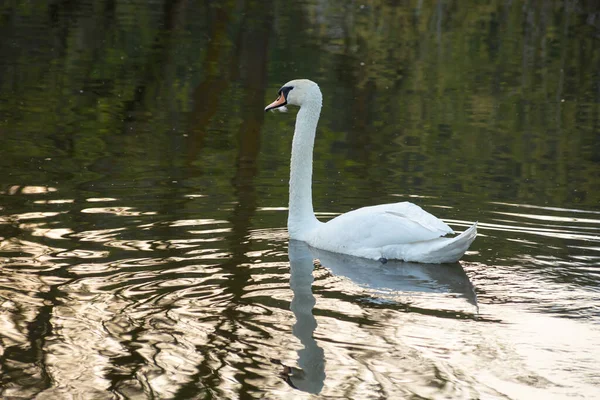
[314,202,453,249]
[378,201,453,234]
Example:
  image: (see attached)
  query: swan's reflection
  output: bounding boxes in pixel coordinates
[277,240,326,394]
[306,241,478,307]
[280,240,477,394]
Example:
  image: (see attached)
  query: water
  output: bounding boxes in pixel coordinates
[1,1,599,398]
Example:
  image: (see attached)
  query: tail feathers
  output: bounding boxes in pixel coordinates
[382,222,477,264]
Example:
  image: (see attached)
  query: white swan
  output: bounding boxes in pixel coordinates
[265,79,477,263]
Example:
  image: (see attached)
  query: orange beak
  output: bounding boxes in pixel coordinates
[264,94,287,112]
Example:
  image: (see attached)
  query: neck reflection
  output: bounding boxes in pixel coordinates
[281,240,326,394]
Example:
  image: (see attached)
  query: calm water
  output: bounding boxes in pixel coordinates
[1,1,600,399]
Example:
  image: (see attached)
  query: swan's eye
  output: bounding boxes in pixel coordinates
[279,86,294,100]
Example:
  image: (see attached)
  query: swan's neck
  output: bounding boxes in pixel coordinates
[288,98,322,239]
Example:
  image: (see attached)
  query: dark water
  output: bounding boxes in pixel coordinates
[1,1,600,398]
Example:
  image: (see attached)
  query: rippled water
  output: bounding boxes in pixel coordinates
[1,185,599,398]
[1,1,600,399]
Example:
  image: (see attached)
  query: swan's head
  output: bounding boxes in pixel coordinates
[264,79,321,112]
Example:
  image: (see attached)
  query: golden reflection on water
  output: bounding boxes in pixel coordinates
[0,195,600,398]
[6,186,58,195]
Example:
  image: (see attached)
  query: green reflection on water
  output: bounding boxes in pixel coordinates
[1,1,598,212]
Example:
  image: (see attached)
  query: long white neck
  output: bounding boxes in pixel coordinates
[288,93,322,239]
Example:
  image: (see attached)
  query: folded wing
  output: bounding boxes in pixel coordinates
[313,202,454,250]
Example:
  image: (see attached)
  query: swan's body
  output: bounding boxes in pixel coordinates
[265,79,477,263]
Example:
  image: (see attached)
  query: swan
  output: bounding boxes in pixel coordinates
[265,79,477,263]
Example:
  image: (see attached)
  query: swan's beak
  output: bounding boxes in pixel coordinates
[264,94,287,112]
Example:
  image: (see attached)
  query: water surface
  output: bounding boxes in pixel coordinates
[1,1,599,399]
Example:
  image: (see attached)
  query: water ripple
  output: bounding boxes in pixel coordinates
[1,194,599,398]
